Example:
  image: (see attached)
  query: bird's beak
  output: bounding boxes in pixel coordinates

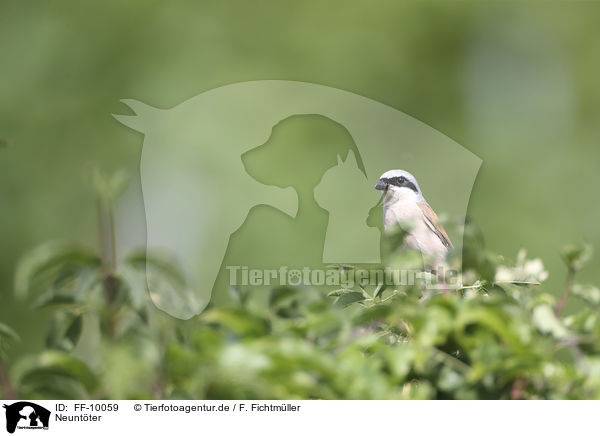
[375,180,388,191]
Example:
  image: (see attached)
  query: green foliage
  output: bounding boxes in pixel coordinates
[14,242,101,301]
[12,351,99,399]
[5,213,600,399]
[561,243,593,272]
[6,171,181,399]
[0,323,19,358]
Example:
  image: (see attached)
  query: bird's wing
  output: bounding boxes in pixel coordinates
[417,202,453,248]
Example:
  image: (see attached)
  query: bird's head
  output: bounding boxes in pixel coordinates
[375,169,424,202]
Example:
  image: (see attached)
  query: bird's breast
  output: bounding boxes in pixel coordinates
[382,199,447,260]
[382,199,421,231]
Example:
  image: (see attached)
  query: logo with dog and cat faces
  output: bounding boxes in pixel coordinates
[2,402,50,434]
[114,80,482,320]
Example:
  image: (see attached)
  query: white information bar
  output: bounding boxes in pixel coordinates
[0,400,591,435]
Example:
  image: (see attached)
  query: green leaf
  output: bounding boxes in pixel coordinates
[386,344,415,381]
[14,351,99,393]
[18,373,89,400]
[268,286,298,308]
[373,283,387,299]
[74,268,102,298]
[563,308,598,333]
[572,285,600,306]
[45,312,83,351]
[15,242,101,299]
[328,289,368,308]
[354,305,393,326]
[119,266,148,310]
[201,308,270,337]
[561,243,593,271]
[438,366,464,392]
[124,249,187,287]
[456,303,522,349]
[327,289,356,297]
[122,252,204,318]
[64,314,83,346]
[32,291,78,309]
[532,304,569,339]
[136,303,150,325]
[0,323,19,341]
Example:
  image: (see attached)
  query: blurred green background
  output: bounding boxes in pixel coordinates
[1,0,600,366]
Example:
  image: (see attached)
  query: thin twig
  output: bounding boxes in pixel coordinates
[0,358,16,400]
[430,347,471,374]
[97,194,119,338]
[555,266,576,316]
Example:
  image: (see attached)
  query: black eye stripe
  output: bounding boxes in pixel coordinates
[381,176,418,193]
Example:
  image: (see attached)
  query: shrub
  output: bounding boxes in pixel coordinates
[2,172,598,399]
